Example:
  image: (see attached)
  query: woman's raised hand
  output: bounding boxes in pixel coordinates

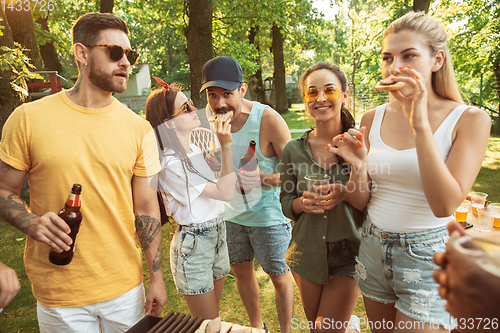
[390,66,429,132]
[327,126,367,169]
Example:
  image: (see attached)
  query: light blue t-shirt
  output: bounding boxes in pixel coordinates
[224,102,288,227]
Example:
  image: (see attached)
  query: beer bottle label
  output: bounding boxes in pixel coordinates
[66,193,81,207]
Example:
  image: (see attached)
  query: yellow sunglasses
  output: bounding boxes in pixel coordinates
[303,85,341,103]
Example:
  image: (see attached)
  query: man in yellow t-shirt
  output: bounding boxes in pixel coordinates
[0,13,167,332]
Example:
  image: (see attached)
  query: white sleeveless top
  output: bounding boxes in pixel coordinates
[366,103,469,232]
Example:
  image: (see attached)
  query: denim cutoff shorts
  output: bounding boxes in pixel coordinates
[226,221,291,275]
[327,240,357,278]
[170,215,230,295]
[355,217,456,329]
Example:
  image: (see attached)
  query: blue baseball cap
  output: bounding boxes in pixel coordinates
[200,56,244,93]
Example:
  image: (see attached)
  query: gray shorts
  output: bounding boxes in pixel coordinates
[226,221,291,275]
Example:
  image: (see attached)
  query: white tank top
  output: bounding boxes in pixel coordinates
[367,103,469,232]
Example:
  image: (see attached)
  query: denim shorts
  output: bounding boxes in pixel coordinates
[355,217,455,329]
[327,240,357,278]
[170,215,230,295]
[226,221,291,275]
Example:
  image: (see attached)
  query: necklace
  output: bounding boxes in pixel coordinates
[311,131,336,160]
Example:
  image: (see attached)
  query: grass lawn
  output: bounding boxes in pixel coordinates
[282,104,310,139]
[0,108,498,332]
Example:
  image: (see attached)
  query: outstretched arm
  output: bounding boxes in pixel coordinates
[0,160,72,252]
[132,175,167,316]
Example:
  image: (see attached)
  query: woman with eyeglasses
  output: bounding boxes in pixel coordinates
[145,78,234,319]
[327,12,491,332]
[280,62,364,332]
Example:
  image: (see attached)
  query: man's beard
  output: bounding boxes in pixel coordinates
[88,62,128,94]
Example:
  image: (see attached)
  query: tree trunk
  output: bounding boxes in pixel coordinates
[5,8,43,70]
[167,35,173,70]
[37,15,63,73]
[412,0,431,13]
[492,54,500,134]
[100,0,114,13]
[247,25,267,104]
[0,8,25,138]
[271,24,287,114]
[0,8,29,197]
[184,0,213,108]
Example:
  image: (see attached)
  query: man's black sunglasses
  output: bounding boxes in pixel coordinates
[85,44,139,65]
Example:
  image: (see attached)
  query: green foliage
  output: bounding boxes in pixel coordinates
[0,43,42,96]
[19,0,498,122]
[35,0,97,80]
[119,0,191,87]
[438,0,500,115]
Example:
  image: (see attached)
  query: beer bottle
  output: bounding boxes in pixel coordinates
[236,140,258,194]
[49,184,83,266]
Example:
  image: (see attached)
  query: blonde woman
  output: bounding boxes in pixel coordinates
[328,11,491,333]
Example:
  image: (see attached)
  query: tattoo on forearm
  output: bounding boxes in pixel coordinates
[135,214,161,252]
[0,194,36,231]
[152,246,161,273]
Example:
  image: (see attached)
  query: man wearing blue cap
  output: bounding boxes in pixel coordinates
[202,56,293,333]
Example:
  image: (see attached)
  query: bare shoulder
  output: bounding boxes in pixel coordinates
[259,106,291,158]
[462,105,491,122]
[261,106,288,127]
[360,108,376,131]
[457,105,491,132]
[260,107,290,135]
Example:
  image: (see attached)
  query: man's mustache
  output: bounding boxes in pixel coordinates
[214,107,234,114]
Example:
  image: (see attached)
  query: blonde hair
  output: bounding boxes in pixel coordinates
[384,11,463,103]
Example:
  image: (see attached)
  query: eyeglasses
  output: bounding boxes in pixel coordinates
[85,44,139,65]
[171,100,196,118]
[303,85,341,103]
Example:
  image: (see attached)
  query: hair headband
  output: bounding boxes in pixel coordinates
[153,76,175,97]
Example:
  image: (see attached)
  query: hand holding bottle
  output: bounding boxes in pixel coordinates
[49,184,83,266]
[236,140,258,195]
[236,166,261,193]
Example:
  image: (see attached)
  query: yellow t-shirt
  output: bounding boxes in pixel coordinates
[0,92,161,307]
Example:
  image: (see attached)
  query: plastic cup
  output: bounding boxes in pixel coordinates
[454,200,470,223]
[477,207,496,233]
[452,234,500,277]
[488,203,500,228]
[304,174,331,213]
[470,192,488,215]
